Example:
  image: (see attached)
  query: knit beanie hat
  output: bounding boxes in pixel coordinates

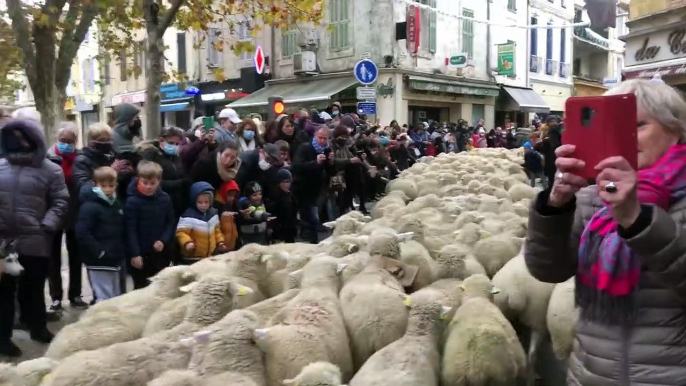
[244,181,262,198]
[276,168,292,183]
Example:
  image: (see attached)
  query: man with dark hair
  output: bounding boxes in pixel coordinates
[539,115,563,185]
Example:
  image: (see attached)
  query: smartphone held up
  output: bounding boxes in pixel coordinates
[562,93,638,180]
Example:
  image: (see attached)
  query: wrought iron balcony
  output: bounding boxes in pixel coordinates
[559,62,570,78]
[529,55,541,73]
[545,59,555,75]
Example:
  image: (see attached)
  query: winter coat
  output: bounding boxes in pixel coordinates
[291,142,333,203]
[524,150,544,174]
[176,182,225,259]
[540,127,562,177]
[0,119,69,257]
[234,149,283,198]
[136,140,189,218]
[123,178,175,258]
[266,188,298,242]
[112,103,140,154]
[212,125,238,144]
[75,183,125,269]
[526,186,686,386]
[72,146,115,192]
[178,137,218,174]
[47,145,80,230]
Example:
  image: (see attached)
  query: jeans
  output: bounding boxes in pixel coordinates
[300,205,320,244]
[48,230,82,302]
[87,268,122,303]
[529,171,546,188]
[0,255,50,338]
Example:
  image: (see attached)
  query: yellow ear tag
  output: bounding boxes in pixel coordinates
[42,374,52,383]
[459,284,466,291]
[237,287,248,296]
[403,297,412,307]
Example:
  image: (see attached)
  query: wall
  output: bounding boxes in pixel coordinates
[529,0,575,86]
[490,0,529,87]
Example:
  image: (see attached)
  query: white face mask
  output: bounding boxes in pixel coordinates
[258,159,271,171]
[195,129,203,138]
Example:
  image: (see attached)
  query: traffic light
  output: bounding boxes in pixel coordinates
[268,96,285,121]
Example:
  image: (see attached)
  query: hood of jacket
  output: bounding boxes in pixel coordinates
[189,181,214,203]
[0,118,47,166]
[113,103,140,141]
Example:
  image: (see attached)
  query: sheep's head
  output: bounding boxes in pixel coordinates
[300,256,345,292]
[344,211,373,223]
[14,357,59,386]
[437,244,469,279]
[150,266,196,298]
[397,217,424,242]
[184,276,254,325]
[283,362,345,386]
[460,274,499,302]
[404,290,453,336]
[326,235,366,258]
[367,233,401,259]
[331,218,363,236]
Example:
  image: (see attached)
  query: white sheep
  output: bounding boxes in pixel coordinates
[255,256,353,386]
[441,274,527,386]
[283,362,345,386]
[435,243,485,279]
[245,288,301,326]
[147,370,200,386]
[472,235,523,278]
[546,277,578,360]
[0,357,59,386]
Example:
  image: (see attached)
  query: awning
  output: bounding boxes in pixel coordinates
[227,76,358,109]
[501,86,550,114]
[406,75,500,97]
[160,102,190,112]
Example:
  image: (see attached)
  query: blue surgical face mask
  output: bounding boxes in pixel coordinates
[243,130,255,141]
[57,142,75,154]
[379,136,389,146]
[163,143,178,155]
[92,186,116,204]
[331,110,339,116]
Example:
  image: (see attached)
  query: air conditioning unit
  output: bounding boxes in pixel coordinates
[293,51,318,75]
[297,29,318,48]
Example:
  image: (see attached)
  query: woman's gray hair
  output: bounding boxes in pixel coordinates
[57,121,79,139]
[605,79,686,141]
[160,125,185,139]
[11,107,41,122]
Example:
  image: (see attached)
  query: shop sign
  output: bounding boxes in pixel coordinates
[200,91,248,102]
[406,5,420,55]
[112,91,146,105]
[627,27,686,66]
[409,80,498,97]
[377,78,395,98]
[624,64,686,79]
[160,83,188,101]
[497,42,516,77]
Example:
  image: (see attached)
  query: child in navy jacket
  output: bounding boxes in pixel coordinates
[124,161,175,289]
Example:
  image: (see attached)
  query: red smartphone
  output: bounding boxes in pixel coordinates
[562,93,638,180]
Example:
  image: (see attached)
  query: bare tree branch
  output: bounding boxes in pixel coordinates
[42,0,68,26]
[158,0,186,34]
[5,0,36,82]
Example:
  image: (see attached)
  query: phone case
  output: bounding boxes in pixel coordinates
[562,93,638,180]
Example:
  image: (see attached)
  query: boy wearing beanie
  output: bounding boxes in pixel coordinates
[267,169,298,243]
[237,181,273,245]
[523,142,545,188]
[176,182,228,264]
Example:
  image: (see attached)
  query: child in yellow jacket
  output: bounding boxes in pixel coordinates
[176,182,228,264]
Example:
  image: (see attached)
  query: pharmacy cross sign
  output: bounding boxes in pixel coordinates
[254,46,265,75]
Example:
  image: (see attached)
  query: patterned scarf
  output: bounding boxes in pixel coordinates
[311,137,329,154]
[577,144,686,324]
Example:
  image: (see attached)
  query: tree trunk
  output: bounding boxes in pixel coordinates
[32,86,66,142]
[144,26,164,139]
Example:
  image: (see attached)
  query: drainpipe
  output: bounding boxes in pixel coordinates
[486,0,496,83]
[525,0,530,88]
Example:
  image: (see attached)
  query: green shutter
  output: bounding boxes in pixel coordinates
[462,9,474,58]
[329,0,350,51]
[429,0,437,53]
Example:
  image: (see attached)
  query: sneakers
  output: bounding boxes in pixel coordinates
[69,296,89,309]
[0,339,22,357]
[48,300,63,312]
[30,328,54,344]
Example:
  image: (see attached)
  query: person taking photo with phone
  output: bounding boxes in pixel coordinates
[525,78,686,385]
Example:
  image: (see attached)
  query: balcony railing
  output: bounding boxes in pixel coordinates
[559,62,570,78]
[545,59,555,75]
[529,55,541,73]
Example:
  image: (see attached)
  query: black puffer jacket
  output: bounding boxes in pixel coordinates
[75,183,125,269]
[136,140,189,218]
[73,146,115,193]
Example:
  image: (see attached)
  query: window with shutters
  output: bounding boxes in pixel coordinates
[281,29,298,58]
[508,0,516,12]
[417,0,437,54]
[177,33,187,74]
[530,17,538,56]
[462,8,474,58]
[237,21,253,62]
[329,0,350,51]
[207,28,222,68]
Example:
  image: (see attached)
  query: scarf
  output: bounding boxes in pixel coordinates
[55,145,76,184]
[577,144,686,324]
[238,137,256,152]
[311,137,329,154]
[216,152,241,182]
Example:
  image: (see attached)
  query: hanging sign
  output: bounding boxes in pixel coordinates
[407,5,421,55]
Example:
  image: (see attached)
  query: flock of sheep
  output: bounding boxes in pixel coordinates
[0,147,580,386]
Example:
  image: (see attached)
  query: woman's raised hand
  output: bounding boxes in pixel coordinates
[549,144,589,207]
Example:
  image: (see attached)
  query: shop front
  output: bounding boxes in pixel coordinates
[530,81,572,116]
[623,20,686,88]
[159,83,194,129]
[196,79,249,117]
[496,86,550,128]
[74,96,100,141]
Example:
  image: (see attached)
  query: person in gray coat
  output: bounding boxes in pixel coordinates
[111,103,142,154]
[0,118,69,357]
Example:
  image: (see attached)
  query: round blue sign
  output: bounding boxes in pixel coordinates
[354,59,378,86]
[185,86,200,95]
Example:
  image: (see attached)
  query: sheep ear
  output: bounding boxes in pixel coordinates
[178,337,195,347]
[232,284,254,296]
[336,263,348,275]
[479,230,491,239]
[323,221,336,229]
[194,330,212,344]
[180,282,197,293]
[253,328,269,341]
[347,244,359,253]
[289,268,303,277]
[459,283,466,291]
[260,254,273,263]
[182,271,196,280]
[440,306,452,320]
[491,286,501,294]
[362,215,372,222]
[396,232,414,242]
[403,296,412,307]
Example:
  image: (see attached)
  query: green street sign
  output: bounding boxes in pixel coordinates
[449,54,468,68]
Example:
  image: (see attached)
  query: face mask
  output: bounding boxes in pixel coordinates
[331,111,339,117]
[92,186,116,204]
[163,143,178,156]
[379,136,389,146]
[91,140,113,153]
[57,142,75,154]
[130,119,142,136]
[243,130,255,141]
[194,129,204,138]
[258,159,271,171]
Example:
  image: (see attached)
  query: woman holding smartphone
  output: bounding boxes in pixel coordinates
[525,78,686,385]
